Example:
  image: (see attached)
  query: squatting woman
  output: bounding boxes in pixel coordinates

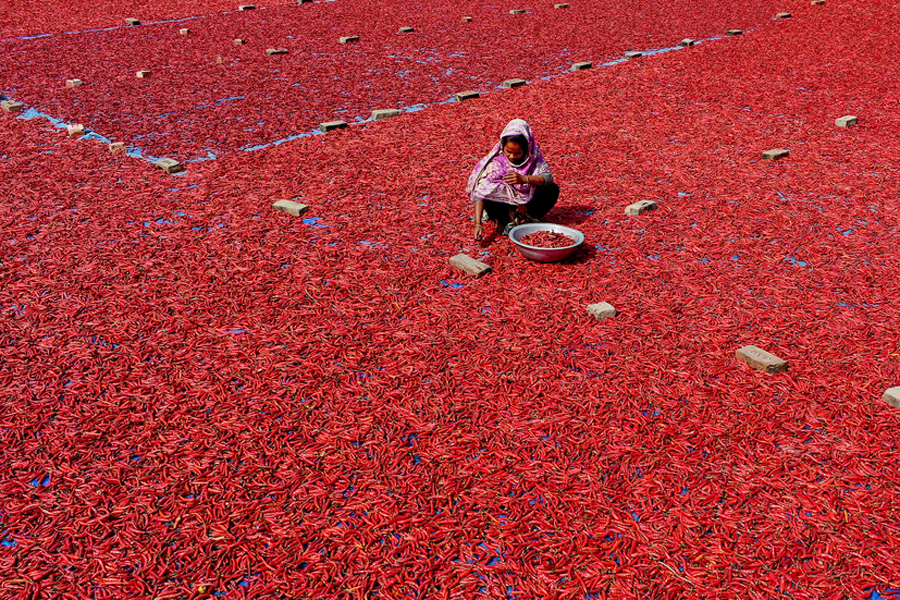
[466,119,559,240]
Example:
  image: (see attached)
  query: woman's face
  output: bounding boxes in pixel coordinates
[503,141,526,165]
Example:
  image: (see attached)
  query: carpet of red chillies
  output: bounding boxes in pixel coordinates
[2,0,900,598]
[1,0,781,160]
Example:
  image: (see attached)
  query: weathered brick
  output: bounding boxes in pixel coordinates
[883,387,900,408]
[449,254,492,278]
[502,78,527,88]
[371,109,401,121]
[266,48,289,55]
[454,90,480,101]
[67,124,85,137]
[319,120,348,132]
[109,142,127,155]
[272,200,309,216]
[736,345,788,373]
[339,36,360,44]
[680,38,696,47]
[136,70,152,78]
[625,199,658,216]
[762,148,790,161]
[571,61,593,71]
[835,115,858,127]
[155,158,184,174]
[66,79,83,88]
[1,100,24,113]
[586,302,616,321]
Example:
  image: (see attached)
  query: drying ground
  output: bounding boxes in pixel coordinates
[1,0,899,598]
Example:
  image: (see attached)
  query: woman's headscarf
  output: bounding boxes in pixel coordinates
[466,119,551,206]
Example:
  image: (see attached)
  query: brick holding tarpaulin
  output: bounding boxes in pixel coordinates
[319,120,348,132]
[272,200,309,216]
[454,90,479,101]
[625,200,657,216]
[1,100,24,112]
[586,303,616,321]
[371,109,400,120]
[155,158,183,174]
[736,345,788,373]
[449,254,492,277]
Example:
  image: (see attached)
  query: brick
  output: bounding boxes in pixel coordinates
[454,90,480,101]
[339,36,360,44]
[67,124,85,137]
[124,17,141,26]
[736,345,788,373]
[624,51,643,59]
[449,254,492,278]
[66,79,83,88]
[398,26,414,33]
[835,115,858,127]
[726,29,743,36]
[234,38,247,45]
[776,12,792,18]
[883,387,900,408]
[155,158,184,174]
[1,100,24,112]
[461,16,473,22]
[238,4,256,10]
[586,302,616,321]
[680,38,696,46]
[509,9,526,14]
[136,70,152,78]
[762,148,790,161]
[371,108,401,120]
[179,28,190,35]
[502,78,527,88]
[272,200,309,216]
[554,3,570,8]
[571,61,593,71]
[266,48,289,55]
[624,199,658,216]
[319,120,348,132]
[109,142,127,155]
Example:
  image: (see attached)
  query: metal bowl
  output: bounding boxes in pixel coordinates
[508,223,584,262]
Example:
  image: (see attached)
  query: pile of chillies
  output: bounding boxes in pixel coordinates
[519,230,575,248]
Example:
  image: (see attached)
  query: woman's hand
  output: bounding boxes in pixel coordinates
[473,223,483,240]
[503,172,527,186]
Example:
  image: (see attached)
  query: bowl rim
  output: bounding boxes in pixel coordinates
[508,223,584,251]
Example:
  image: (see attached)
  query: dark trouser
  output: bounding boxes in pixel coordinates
[483,182,560,230]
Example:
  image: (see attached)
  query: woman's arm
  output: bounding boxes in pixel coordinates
[473,199,484,240]
[502,172,548,186]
